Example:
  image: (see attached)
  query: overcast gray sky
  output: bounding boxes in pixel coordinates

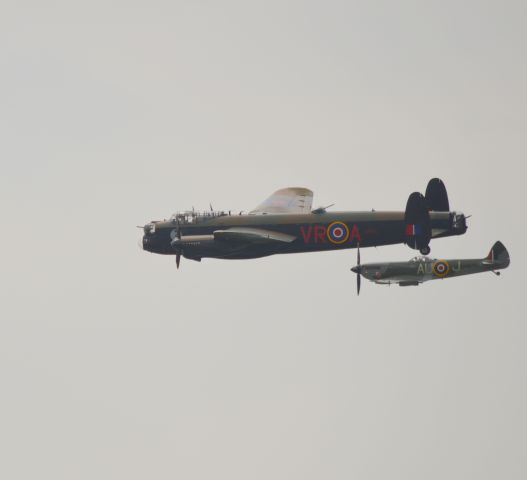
[1,1,526,479]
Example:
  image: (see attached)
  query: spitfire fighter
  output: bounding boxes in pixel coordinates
[351,241,510,293]
[141,178,468,268]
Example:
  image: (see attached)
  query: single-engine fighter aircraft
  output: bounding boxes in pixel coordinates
[141,178,468,268]
[351,241,510,293]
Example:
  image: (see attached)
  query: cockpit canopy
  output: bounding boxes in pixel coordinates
[410,256,435,262]
[169,210,228,225]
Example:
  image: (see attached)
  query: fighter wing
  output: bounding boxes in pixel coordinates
[214,227,296,244]
[250,187,313,215]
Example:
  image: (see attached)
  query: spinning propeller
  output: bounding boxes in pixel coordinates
[350,243,362,296]
[171,221,182,269]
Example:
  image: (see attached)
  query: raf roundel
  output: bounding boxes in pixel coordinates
[327,221,350,244]
[433,260,450,277]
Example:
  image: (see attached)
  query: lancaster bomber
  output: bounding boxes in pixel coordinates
[351,241,510,293]
[141,178,467,268]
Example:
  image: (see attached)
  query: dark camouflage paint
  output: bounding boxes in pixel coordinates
[142,210,467,261]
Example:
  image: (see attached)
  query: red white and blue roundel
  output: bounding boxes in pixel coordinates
[327,221,350,244]
[433,260,450,277]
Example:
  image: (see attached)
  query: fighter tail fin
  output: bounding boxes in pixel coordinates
[484,241,510,267]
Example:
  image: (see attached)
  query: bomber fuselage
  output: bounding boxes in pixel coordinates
[142,210,467,261]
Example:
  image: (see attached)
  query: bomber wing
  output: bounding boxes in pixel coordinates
[250,187,313,215]
[214,227,296,244]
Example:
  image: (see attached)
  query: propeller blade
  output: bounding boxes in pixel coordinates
[356,242,361,295]
[172,222,182,269]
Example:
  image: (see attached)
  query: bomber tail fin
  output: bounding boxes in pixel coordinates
[404,192,431,252]
[483,241,510,268]
[425,178,450,211]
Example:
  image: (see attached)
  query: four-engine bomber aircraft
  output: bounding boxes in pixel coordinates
[351,241,510,293]
[141,178,467,268]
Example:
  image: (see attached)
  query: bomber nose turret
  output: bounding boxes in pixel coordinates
[142,233,156,252]
[141,222,158,252]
